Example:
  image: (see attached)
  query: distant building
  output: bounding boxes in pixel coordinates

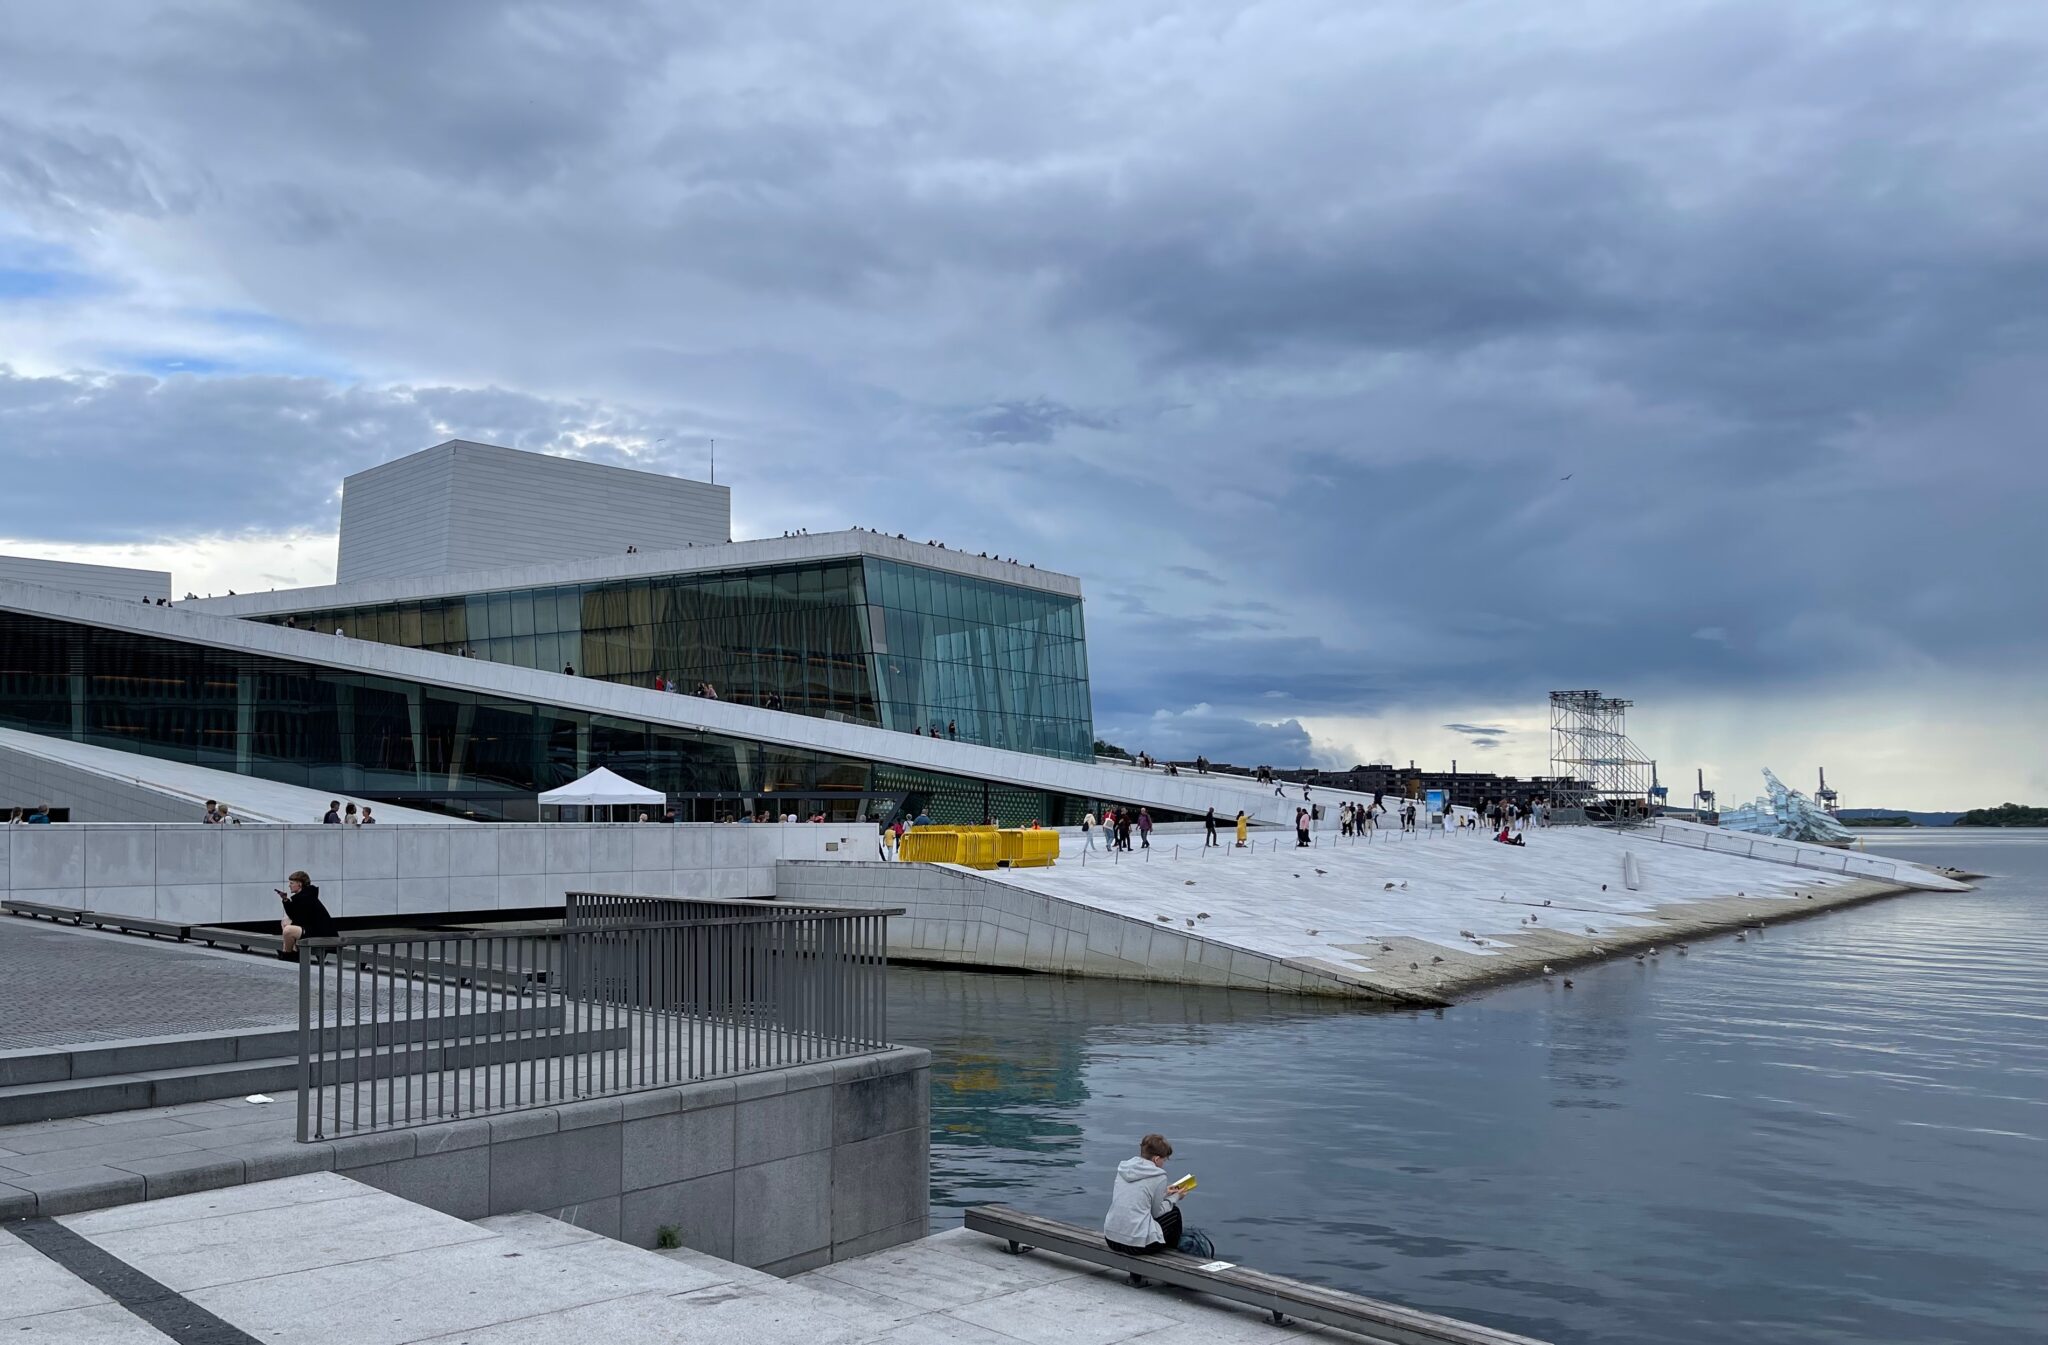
[1203,761,1586,809]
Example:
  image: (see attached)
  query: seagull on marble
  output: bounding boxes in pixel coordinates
[1541,964,1554,974]
[1431,955,1444,963]
[1197,912,1210,920]
[1735,932,1747,942]
[1186,919,1195,928]
[1384,882,1397,890]
[1307,928,1320,936]
[1563,978,1574,988]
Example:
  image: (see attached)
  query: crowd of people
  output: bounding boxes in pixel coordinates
[5,805,53,824]
[1077,805,1155,851]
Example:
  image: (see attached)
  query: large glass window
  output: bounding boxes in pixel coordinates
[248,554,1095,762]
[0,611,1123,822]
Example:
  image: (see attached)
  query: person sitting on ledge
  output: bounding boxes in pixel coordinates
[1104,1132,1214,1260]
[1495,827,1526,846]
[277,870,338,960]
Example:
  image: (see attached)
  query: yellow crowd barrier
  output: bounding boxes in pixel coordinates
[895,825,1059,869]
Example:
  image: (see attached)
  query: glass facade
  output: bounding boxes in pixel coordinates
[0,610,1107,825]
[254,555,1094,761]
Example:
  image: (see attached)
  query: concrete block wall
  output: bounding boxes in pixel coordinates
[0,822,868,925]
[776,860,1375,997]
[337,1047,932,1273]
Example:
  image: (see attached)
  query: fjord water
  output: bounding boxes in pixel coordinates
[890,832,2047,1344]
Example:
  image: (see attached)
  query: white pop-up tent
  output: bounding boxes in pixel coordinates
[538,766,665,820]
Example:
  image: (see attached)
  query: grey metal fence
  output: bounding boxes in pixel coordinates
[294,903,898,1142]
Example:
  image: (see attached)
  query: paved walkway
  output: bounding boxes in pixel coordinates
[0,917,308,1050]
[0,917,460,1051]
[1,1173,1390,1342]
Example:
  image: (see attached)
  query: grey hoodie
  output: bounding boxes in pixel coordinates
[1103,1155,1180,1248]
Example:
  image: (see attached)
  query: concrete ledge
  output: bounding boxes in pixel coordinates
[0,1046,932,1272]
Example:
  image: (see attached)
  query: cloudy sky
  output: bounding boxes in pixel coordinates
[3,0,2043,809]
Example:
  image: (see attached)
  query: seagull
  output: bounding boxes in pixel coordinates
[1409,962,1419,971]
[1530,915,1539,924]
[1541,964,1554,974]
[1314,868,1327,876]
[1431,955,1444,964]
[1186,918,1196,928]
[1585,927,1599,935]
[1460,929,1475,939]
[1381,943,1394,952]
[1562,978,1574,989]
[1156,915,1171,923]
[1197,912,1210,920]
[1184,879,1196,886]
[1384,882,1396,891]
[1307,928,1320,936]
[1676,945,1688,955]
[1560,473,1573,481]
[1648,946,1659,956]
[1601,884,1608,891]
[1633,953,1645,962]
[1735,932,1747,942]
[1542,900,1551,907]
[1400,881,1408,890]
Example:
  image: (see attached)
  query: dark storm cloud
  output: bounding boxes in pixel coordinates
[1,0,2044,750]
[959,398,1113,445]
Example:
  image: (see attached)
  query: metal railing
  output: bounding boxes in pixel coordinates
[294,901,899,1141]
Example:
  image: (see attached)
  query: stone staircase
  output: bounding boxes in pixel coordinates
[0,1005,622,1125]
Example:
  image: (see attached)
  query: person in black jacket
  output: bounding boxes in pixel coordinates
[277,870,337,959]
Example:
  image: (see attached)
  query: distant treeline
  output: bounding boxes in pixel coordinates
[1841,815,1914,827]
[1955,803,2048,827]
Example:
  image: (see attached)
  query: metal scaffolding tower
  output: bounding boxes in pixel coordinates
[1549,690,1656,810]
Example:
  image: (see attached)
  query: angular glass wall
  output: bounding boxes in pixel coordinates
[262,561,875,721]
[0,611,1093,823]
[252,554,1096,762]
[861,558,1092,761]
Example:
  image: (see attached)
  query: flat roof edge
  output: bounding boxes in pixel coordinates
[182,530,1082,616]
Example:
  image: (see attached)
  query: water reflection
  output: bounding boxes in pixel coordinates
[889,833,2048,1345]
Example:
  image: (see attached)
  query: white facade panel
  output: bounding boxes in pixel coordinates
[337,440,731,582]
[0,555,171,604]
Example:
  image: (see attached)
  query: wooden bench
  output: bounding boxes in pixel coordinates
[89,913,195,941]
[964,1206,1549,1345]
[3,899,86,925]
[3,902,191,942]
[190,924,285,954]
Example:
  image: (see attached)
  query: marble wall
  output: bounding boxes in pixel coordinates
[0,822,867,924]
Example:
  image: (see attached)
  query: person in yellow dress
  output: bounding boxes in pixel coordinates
[1234,810,1249,847]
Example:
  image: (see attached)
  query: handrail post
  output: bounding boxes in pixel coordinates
[295,946,312,1142]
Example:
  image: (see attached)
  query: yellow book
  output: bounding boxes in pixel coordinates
[1167,1174,1196,1195]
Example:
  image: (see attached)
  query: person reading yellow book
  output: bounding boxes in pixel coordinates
[1103,1133,1214,1259]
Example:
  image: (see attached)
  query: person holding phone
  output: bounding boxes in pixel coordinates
[277,870,337,960]
[1103,1132,1214,1259]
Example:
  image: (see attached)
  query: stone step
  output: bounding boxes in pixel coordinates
[0,1004,570,1088]
[0,1022,629,1126]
